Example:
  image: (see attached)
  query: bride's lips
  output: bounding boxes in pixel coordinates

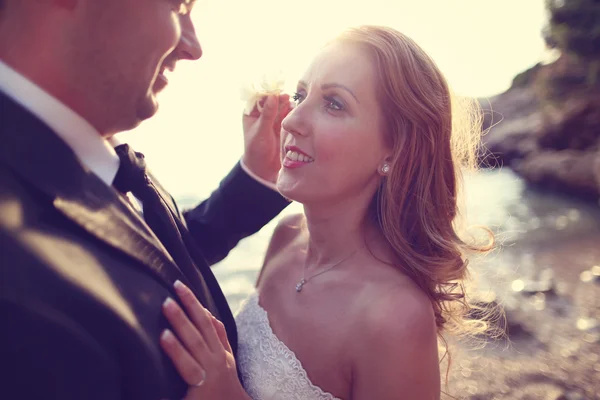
[282,145,314,169]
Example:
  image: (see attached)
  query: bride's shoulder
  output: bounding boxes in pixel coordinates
[274,213,305,236]
[267,213,304,253]
[347,281,441,398]
[351,276,438,354]
[360,276,434,324]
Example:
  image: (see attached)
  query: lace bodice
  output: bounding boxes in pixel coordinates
[235,292,342,400]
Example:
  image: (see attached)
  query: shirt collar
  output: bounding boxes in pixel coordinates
[0,60,120,186]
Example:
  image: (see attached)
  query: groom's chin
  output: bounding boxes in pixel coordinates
[136,95,160,123]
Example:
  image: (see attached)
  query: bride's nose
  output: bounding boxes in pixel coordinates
[281,104,309,138]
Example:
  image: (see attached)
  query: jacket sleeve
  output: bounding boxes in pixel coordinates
[183,162,289,266]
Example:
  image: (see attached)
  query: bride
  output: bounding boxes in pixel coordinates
[159,25,492,400]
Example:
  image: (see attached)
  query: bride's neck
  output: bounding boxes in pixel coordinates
[302,201,372,266]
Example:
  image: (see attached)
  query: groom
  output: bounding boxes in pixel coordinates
[0,0,288,399]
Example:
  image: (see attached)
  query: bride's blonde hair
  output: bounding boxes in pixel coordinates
[333,25,496,388]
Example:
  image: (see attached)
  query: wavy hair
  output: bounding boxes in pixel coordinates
[333,25,497,388]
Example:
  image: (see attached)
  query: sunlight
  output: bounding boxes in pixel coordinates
[120,0,549,199]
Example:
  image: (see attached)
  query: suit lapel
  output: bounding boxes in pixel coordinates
[149,175,222,313]
[149,176,187,228]
[0,92,187,293]
[52,177,185,287]
[149,172,237,342]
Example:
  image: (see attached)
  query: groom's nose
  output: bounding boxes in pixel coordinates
[177,15,202,61]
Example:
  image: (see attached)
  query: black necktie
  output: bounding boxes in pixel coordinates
[113,144,212,307]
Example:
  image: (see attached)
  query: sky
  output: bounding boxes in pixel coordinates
[121,0,551,199]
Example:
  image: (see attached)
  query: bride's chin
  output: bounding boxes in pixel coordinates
[275,181,306,204]
[275,186,296,203]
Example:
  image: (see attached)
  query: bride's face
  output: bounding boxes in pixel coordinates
[277,43,389,206]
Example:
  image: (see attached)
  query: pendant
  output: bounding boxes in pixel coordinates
[295,279,306,292]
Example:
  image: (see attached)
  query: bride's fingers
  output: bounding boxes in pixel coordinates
[274,96,291,124]
[245,93,289,121]
[211,317,233,354]
[160,329,207,387]
[174,281,224,354]
[278,93,290,110]
[162,297,210,360]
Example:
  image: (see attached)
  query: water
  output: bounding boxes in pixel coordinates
[195,169,600,309]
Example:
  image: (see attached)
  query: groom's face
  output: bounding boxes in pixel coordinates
[70,0,201,134]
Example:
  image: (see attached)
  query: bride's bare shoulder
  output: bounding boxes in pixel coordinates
[347,275,441,398]
[268,213,304,254]
[352,271,436,330]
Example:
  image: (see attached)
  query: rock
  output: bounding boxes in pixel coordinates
[481,133,537,168]
[580,265,600,284]
[515,382,565,399]
[480,88,541,133]
[510,62,544,90]
[512,150,600,200]
[576,317,599,333]
[479,88,543,167]
[555,390,587,400]
[476,56,600,203]
[536,98,600,152]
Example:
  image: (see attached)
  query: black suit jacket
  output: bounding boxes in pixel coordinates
[0,91,288,400]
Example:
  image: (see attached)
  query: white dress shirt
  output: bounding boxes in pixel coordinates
[0,59,277,213]
[0,60,150,213]
[0,60,120,186]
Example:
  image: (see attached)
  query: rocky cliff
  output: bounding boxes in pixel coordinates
[479,55,600,203]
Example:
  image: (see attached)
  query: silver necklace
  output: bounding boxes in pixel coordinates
[295,247,362,293]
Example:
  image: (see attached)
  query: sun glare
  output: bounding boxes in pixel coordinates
[121,0,548,199]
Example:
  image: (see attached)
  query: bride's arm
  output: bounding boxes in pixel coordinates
[351,289,441,400]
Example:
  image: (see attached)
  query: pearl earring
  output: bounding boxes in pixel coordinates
[381,164,390,174]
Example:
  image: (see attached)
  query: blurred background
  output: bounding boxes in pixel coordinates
[119,0,600,398]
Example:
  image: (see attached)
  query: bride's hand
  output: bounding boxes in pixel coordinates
[242,94,293,184]
[160,281,250,400]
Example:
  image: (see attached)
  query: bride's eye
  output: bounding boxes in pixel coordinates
[324,96,344,111]
[292,92,305,104]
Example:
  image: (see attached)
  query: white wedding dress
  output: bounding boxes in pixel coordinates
[235,292,342,400]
